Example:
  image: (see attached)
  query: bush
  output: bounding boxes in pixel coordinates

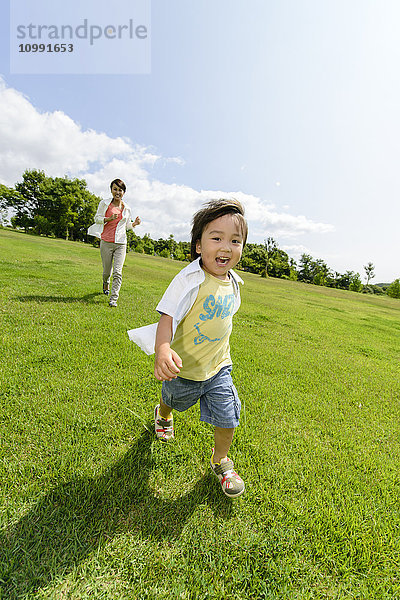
[362,285,385,295]
[387,279,400,299]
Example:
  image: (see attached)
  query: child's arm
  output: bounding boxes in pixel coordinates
[154,314,183,382]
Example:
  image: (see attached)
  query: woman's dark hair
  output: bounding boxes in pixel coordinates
[190,198,248,260]
[110,178,126,193]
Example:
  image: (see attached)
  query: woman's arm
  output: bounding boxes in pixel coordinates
[94,200,109,225]
[126,214,141,231]
[154,314,182,381]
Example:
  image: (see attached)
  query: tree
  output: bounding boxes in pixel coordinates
[134,241,145,253]
[0,208,8,226]
[335,270,355,290]
[313,259,329,286]
[0,184,18,226]
[177,241,190,261]
[127,230,140,251]
[42,176,99,241]
[33,214,52,236]
[298,254,315,283]
[1,174,45,232]
[325,271,337,288]
[142,234,155,255]
[364,262,375,285]
[387,279,400,299]
[289,258,298,280]
[349,272,363,292]
[263,237,278,277]
[154,237,170,256]
[268,248,291,278]
[5,170,100,241]
[239,243,267,275]
[167,234,177,258]
[0,184,20,212]
[13,169,47,231]
[181,241,191,258]
[313,272,325,286]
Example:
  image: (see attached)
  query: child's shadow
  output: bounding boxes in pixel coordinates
[0,430,233,599]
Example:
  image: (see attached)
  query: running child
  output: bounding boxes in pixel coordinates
[128,198,247,497]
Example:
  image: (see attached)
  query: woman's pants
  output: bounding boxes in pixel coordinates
[100,240,127,304]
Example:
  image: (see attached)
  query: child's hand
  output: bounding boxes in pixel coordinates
[154,346,182,381]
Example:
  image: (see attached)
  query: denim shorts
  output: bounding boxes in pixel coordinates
[161,365,241,428]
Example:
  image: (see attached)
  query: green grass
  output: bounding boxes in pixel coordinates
[0,228,400,599]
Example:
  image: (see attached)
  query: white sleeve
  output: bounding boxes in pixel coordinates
[127,323,158,355]
[94,200,108,224]
[127,265,192,354]
[155,272,187,318]
[125,206,134,231]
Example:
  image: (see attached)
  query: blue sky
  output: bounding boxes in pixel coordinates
[1,0,399,282]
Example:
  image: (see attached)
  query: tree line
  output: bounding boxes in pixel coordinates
[0,169,99,241]
[1,169,399,298]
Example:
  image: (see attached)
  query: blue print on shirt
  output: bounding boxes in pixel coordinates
[199,294,234,321]
[193,322,223,345]
[193,293,234,345]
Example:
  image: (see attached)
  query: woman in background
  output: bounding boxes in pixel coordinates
[88,178,140,307]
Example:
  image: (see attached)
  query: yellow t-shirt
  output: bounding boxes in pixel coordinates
[171,270,235,381]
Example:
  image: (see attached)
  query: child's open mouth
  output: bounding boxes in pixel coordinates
[216,257,229,265]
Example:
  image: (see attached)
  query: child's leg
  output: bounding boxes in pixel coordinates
[213,427,234,464]
[200,367,244,497]
[155,399,174,441]
[159,397,173,420]
[156,377,201,442]
[210,426,244,497]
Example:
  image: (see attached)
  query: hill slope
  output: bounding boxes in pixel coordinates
[1,229,400,599]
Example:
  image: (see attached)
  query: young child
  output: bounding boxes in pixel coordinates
[128,198,248,498]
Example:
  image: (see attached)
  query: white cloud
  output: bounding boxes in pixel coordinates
[260,211,334,237]
[281,243,311,261]
[0,77,157,186]
[0,77,334,243]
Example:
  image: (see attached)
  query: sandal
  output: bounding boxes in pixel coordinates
[154,404,174,441]
[210,451,245,498]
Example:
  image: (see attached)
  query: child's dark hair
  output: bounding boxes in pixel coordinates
[191,198,248,260]
[110,178,126,193]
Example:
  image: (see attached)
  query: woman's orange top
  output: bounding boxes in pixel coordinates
[101,203,123,242]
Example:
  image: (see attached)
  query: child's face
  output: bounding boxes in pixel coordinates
[196,214,243,280]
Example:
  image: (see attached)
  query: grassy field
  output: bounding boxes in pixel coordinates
[0,228,399,600]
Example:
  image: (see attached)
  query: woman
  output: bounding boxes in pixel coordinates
[88,178,141,307]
